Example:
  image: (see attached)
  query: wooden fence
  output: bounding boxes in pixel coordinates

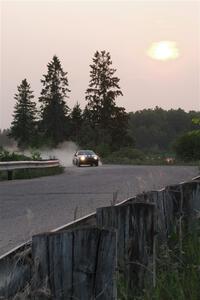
[0,178,200,299]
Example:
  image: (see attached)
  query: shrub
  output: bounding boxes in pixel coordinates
[30,149,42,160]
[108,147,145,160]
[0,148,43,162]
[95,143,111,157]
[0,148,31,161]
[174,130,200,161]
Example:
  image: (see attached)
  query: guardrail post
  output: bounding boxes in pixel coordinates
[7,170,13,180]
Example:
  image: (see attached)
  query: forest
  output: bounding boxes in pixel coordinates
[1,52,200,162]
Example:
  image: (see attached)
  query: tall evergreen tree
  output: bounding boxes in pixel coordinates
[10,79,37,148]
[70,102,83,144]
[85,50,128,147]
[39,55,70,146]
[78,107,97,148]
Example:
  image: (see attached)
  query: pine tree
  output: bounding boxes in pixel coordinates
[70,102,83,144]
[10,79,37,148]
[39,55,70,146]
[85,50,128,147]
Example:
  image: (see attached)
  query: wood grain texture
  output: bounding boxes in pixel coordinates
[31,228,116,300]
[96,202,155,297]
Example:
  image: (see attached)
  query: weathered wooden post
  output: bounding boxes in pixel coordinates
[31,227,117,300]
[96,202,155,298]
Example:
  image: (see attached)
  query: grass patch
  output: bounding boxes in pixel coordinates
[0,166,64,181]
[118,222,200,300]
[97,146,200,166]
[103,156,200,166]
[143,228,200,300]
[102,152,200,166]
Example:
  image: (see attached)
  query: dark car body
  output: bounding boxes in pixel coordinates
[73,150,99,167]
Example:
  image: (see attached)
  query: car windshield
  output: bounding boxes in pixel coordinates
[78,150,95,155]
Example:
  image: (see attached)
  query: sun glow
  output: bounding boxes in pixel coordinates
[147,41,180,61]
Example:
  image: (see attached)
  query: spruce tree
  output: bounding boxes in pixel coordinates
[79,107,96,148]
[85,50,128,147]
[70,102,83,144]
[39,55,70,146]
[10,79,37,148]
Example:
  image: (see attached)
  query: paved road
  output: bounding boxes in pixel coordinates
[0,165,198,256]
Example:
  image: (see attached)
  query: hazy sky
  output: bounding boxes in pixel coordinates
[1,0,200,129]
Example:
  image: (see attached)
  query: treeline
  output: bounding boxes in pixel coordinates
[2,105,200,157]
[1,50,200,160]
[6,51,132,152]
[128,107,200,152]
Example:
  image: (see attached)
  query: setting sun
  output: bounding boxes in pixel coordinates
[147,41,180,61]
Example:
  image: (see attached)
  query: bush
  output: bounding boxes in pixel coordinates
[0,148,31,161]
[142,223,200,300]
[102,147,145,164]
[174,130,200,161]
[0,148,43,162]
[95,143,111,157]
[30,149,42,160]
[108,147,145,160]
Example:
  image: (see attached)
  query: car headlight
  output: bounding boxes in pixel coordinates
[80,156,86,161]
[94,156,98,160]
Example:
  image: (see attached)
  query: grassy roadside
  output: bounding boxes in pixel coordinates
[102,157,200,167]
[0,166,64,181]
[118,222,200,300]
[96,147,200,166]
[142,226,200,300]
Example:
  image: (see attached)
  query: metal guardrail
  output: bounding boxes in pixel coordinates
[0,160,60,171]
[192,175,200,181]
[0,160,60,179]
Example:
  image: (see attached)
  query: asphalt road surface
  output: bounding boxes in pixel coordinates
[0,165,199,256]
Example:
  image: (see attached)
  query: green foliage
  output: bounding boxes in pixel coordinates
[111,147,145,160]
[0,148,42,162]
[0,148,31,161]
[6,54,200,155]
[85,50,122,126]
[9,79,37,148]
[143,226,200,300]
[70,102,83,144]
[85,50,130,150]
[117,274,128,300]
[174,130,200,161]
[30,149,42,160]
[39,55,71,146]
[192,117,200,125]
[77,107,96,148]
[128,108,200,152]
[95,143,111,157]
[103,147,145,164]
[117,223,200,300]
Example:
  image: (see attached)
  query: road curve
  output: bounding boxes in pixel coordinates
[0,164,198,256]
